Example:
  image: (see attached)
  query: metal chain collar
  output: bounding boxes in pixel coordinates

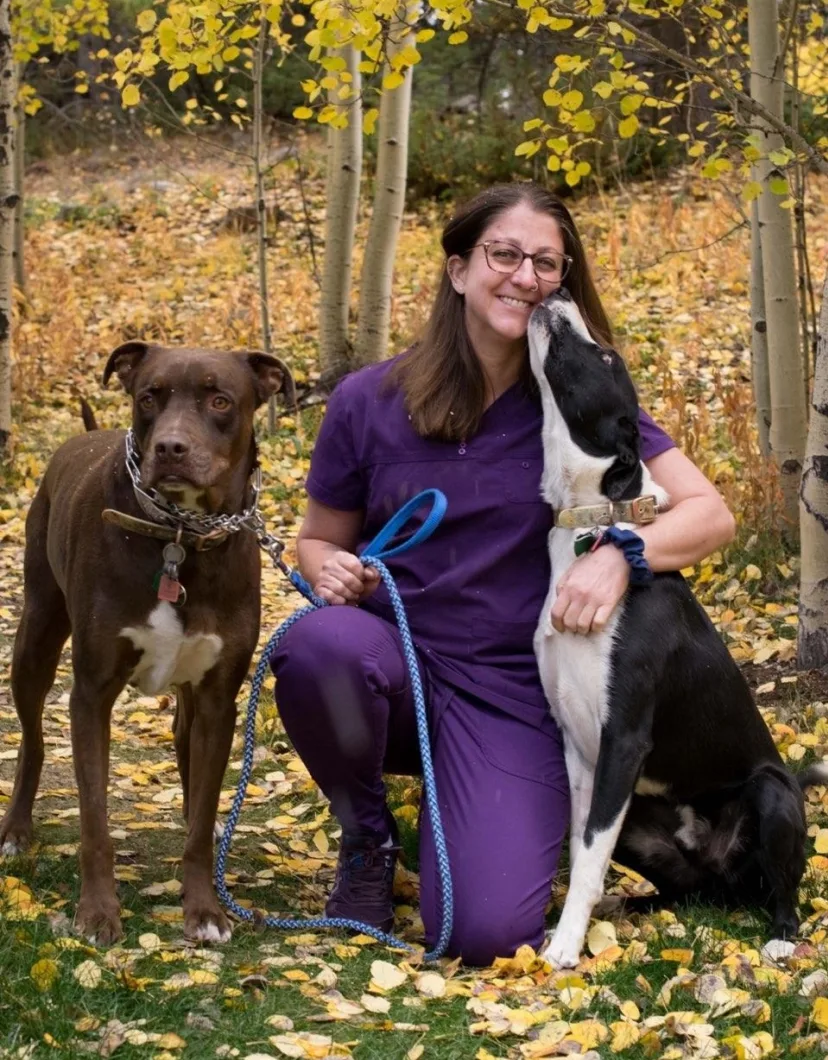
[124,429,285,566]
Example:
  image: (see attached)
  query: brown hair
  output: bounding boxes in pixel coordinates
[389,182,613,443]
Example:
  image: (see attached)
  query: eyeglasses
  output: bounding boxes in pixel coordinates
[472,240,572,283]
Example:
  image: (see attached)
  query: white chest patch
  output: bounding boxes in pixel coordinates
[534,528,620,766]
[120,602,223,695]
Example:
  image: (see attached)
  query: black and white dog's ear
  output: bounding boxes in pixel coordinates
[601,416,643,500]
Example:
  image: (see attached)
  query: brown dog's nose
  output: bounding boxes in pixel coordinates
[154,436,190,461]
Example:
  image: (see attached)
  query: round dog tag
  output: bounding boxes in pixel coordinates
[162,542,187,566]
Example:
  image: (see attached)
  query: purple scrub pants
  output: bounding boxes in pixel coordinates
[270,606,570,966]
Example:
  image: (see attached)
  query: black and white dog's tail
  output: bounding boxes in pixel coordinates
[798,763,828,791]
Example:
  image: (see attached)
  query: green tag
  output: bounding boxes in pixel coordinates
[574,530,599,556]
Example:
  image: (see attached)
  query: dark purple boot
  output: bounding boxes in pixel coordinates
[325,822,401,933]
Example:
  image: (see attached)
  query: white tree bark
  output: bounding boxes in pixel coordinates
[318,42,362,389]
[13,63,23,296]
[353,3,417,367]
[0,8,15,457]
[748,0,807,538]
[750,199,770,458]
[252,16,278,433]
[798,270,828,668]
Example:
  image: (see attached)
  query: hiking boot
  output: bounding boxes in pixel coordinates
[325,825,401,933]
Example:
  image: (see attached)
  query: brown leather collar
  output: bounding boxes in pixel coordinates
[101,509,230,550]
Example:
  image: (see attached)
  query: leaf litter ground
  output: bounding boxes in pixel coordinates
[2,136,828,1059]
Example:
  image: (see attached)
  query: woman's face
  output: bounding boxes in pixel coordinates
[447,202,567,361]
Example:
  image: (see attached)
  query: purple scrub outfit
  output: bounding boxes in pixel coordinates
[271,357,673,964]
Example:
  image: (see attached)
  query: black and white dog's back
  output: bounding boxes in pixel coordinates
[529,290,813,970]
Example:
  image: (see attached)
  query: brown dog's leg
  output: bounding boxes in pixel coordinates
[69,667,125,944]
[1,501,71,854]
[180,665,244,943]
[173,684,195,822]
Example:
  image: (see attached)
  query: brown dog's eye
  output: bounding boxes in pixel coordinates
[138,394,154,410]
[211,395,231,411]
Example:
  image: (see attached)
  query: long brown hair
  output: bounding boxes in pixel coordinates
[390,182,613,443]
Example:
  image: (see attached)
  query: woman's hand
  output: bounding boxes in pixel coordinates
[314,550,381,606]
[552,544,630,634]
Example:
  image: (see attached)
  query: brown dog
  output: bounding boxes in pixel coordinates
[0,341,293,944]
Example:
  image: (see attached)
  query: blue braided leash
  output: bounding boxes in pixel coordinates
[214,489,454,961]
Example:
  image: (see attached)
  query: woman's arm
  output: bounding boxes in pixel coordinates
[297,497,381,606]
[551,447,736,635]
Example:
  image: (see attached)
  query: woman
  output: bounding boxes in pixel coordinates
[270,183,735,965]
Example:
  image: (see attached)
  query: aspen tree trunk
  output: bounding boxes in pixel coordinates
[0,9,15,458]
[750,199,771,458]
[353,2,417,367]
[13,65,23,297]
[798,271,828,668]
[318,42,361,390]
[252,15,277,434]
[748,0,807,539]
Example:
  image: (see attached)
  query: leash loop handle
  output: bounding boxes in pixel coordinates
[361,489,447,561]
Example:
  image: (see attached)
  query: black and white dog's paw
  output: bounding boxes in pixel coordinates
[541,927,583,970]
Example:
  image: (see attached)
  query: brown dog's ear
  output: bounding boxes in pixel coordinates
[102,341,152,393]
[244,352,297,410]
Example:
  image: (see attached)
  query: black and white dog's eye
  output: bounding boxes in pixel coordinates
[602,354,613,366]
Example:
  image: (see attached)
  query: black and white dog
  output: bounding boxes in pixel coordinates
[529,289,819,970]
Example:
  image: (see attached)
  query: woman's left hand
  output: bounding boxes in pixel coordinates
[552,544,630,634]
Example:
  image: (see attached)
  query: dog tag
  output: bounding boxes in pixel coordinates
[162,542,187,567]
[157,574,183,603]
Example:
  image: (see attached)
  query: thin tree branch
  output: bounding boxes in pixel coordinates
[543,2,828,177]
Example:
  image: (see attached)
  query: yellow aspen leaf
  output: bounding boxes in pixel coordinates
[293,106,313,120]
[448,31,468,44]
[660,948,694,964]
[312,830,329,854]
[121,84,140,108]
[561,89,583,111]
[415,971,447,997]
[157,1033,187,1049]
[73,960,102,988]
[382,71,405,91]
[565,1020,609,1049]
[31,958,60,992]
[369,959,407,991]
[587,920,617,955]
[594,81,613,98]
[515,141,540,158]
[572,111,596,132]
[136,9,156,32]
[169,71,189,92]
[813,996,828,1029]
[618,114,639,138]
[189,969,218,985]
[363,108,379,134]
[610,1021,640,1052]
[620,93,644,115]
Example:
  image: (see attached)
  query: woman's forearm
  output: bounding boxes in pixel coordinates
[639,495,736,572]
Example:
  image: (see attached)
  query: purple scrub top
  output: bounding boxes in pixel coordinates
[306,357,674,725]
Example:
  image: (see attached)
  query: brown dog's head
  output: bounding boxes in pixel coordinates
[103,341,296,512]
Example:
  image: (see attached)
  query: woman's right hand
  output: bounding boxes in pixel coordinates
[314,550,381,606]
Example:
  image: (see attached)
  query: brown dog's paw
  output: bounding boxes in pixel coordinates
[184,902,233,944]
[74,895,123,946]
[0,816,33,856]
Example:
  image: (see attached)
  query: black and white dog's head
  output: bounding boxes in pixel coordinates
[528,289,668,511]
